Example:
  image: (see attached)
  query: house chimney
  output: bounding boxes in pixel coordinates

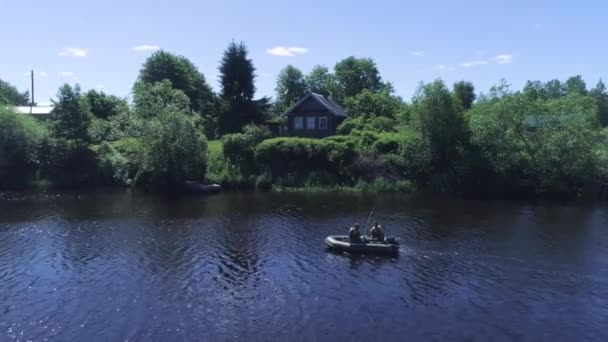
[30,70,35,106]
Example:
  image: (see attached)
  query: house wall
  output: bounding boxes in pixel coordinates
[287,112,343,138]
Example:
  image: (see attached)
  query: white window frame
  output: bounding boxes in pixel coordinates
[306,117,316,130]
[318,116,328,130]
[294,116,304,130]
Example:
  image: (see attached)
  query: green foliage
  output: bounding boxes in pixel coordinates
[255,137,357,182]
[0,79,30,105]
[411,80,465,169]
[40,138,98,187]
[219,41,256,102]
[221,124,271,173]
[133,80,190,118]
[275,65,308,112]
[330,57,385,102]
[591,79,608,127]
[343,89,402,118]
[85,90,128,119]
[453,81,476,111]
[0,107,46,188]
[142,108,208,186]
[95,142,130,185]
[51,84,92,142]
[469,89,600,194]
[136,50,215,113]
[306,65,332,97]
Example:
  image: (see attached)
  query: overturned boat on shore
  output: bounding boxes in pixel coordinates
[325,235,399,255]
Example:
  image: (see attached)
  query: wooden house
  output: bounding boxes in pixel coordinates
[282,92,348,138]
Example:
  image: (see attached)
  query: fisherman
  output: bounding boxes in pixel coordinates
[348,223,362,243]
[369,221,385,242]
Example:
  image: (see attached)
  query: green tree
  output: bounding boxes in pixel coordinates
[0,79,30,105]
[136,50,215,113]
[330,57,384,102]
[306,65,331,97]
[133,80,191,119]
[85,90,128,119]
[544,79,566,98]
[217,41,267,134]
[274,65,308,112]
[453,81,476,111]
[591,79,608,127]
[218,41,256,101]
[0,107,46,188]
[523,80,546,99]
[51,84,92,142]
[143,108,208,186]
[565,75,587,95]
[343,89,402,118]
[411,80,464,169]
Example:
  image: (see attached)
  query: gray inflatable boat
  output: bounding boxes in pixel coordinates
[325,235,399,255]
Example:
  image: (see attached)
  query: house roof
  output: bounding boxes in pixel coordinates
[282,92,348,117]
[14,106,54,115]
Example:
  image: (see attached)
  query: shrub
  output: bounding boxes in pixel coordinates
[40,138,99,187]
[0,107,47,188]
[372,132,403,154]
[96,142,130,185]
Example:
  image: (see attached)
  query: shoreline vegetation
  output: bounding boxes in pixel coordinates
[2,42,608,200]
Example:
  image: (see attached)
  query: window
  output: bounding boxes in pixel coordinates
[319,117,328,130]
[294,116,304,130]
[306,117,316,130]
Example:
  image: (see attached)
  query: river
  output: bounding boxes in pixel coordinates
[0,190,607,341]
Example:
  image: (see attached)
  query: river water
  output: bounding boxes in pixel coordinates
[0,190,607,341]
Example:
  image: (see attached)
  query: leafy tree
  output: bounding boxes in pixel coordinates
[218,41,256,102]
[330,57,384,102]
[136,50,215,113]
[0,79,30,105]
[343,89,402,118]
[133,80,191,119]
[591,79,608,127]
[306,65,331,97]
[143,108,208,186]
[0,107,46,188]
[51,84,92,142]
[275,65,308,112]
[453,81,476,111]
[544,79,566,98]
[411,80,464,169]
[523,80,546,99]
[565,75,587,95]
[85,90,128,119]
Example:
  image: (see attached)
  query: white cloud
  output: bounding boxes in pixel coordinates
[39,72,48,77]
[133,44,160,52]
[59,47,87,57]
[58,71,75,77]
[410,51,424,57]
[266,46,309,57]
[460,60,488,68]
[494,54,513,64]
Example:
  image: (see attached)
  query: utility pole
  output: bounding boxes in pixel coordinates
[30,70,35,106]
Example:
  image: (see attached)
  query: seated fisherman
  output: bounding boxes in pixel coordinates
[369,221,385,241]
[348,223,362,243]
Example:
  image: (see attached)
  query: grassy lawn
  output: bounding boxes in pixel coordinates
[208,140,223,156]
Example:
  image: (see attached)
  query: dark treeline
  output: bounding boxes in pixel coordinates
[1,41,608,198]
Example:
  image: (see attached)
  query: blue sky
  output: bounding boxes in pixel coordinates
[1,0,606,105]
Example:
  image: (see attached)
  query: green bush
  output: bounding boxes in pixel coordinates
[0,107,47,188]
[96,142,130,185]
[40,138,99,187]
[372,132,403,154]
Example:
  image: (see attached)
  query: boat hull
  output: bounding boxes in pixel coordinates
[325,235,399,255]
